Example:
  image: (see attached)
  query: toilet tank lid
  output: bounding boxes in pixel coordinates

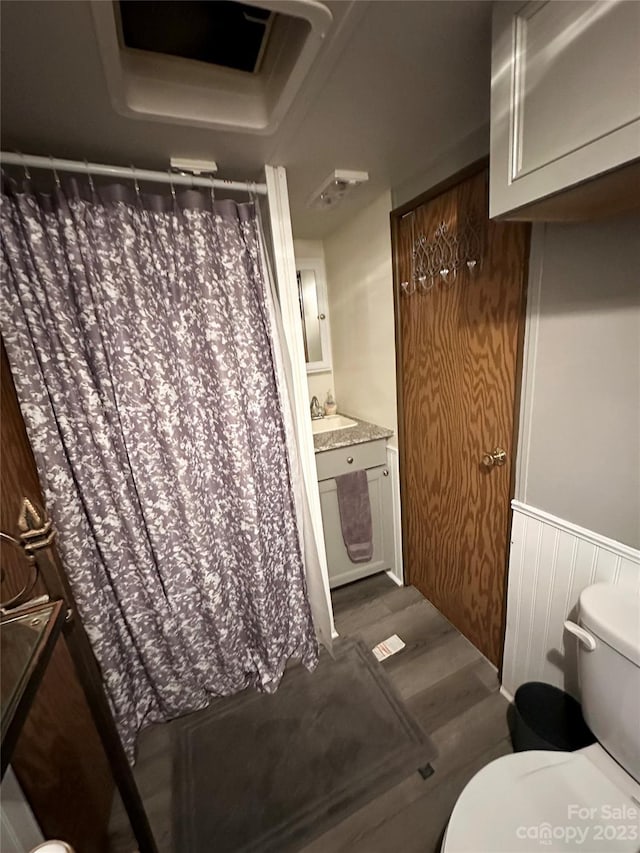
[579,584,640,666]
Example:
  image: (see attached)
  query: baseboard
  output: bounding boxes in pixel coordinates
[500,684,514,704]
[386,444,404,585]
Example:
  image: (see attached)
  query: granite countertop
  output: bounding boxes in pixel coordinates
[313,415,394,453]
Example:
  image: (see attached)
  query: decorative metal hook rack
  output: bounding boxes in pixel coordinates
[400,211,485,296]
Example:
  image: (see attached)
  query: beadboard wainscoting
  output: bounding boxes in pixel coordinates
[386,445,404,587]
[502,501,640,699]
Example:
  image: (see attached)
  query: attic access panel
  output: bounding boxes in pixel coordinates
[119,1,274,74]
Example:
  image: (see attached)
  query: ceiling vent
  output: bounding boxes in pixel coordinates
[91,0,332,135]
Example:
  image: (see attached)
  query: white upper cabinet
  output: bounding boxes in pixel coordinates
[490,0,640,219]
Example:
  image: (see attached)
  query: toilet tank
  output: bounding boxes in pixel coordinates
[578,583,640,782]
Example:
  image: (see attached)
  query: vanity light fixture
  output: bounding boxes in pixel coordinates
[307,169,369,210]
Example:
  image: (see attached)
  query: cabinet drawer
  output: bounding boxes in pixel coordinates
[315,439,387,481]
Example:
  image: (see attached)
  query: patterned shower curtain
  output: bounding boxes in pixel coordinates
[0,179,318,758]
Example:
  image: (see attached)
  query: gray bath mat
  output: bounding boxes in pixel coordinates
[173,638,437,852]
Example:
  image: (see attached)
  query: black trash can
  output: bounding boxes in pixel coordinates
[512,681,596,752]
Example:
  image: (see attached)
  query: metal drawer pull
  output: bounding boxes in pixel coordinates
[383,469,389,476]
[346,456,354,464]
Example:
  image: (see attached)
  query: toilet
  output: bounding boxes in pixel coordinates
[442,583,640,852]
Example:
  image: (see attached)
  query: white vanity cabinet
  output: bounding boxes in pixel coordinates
[490,1,640,220]
[316,439,394,588]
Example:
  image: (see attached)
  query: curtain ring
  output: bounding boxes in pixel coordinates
[167,169,176,199]
[84,159,95,193]
[18,152,31,181]
[49,155,61,189]
[130,165,140,197]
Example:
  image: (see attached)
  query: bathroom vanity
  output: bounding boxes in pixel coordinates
[314,417,395,588]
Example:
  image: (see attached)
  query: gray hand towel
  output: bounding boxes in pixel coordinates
[335,470,373,563]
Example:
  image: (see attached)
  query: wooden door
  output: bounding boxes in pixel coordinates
[393,169,529,665]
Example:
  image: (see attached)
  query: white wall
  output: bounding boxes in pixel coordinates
[392,124,489,210]
[307,372,335,407]
[323,190,398,445]
[517,215,640,548]
[503,213,640,696]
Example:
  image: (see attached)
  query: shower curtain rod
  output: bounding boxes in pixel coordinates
[0,151,268,195]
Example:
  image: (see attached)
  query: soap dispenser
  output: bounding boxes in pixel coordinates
[324,390,337,416]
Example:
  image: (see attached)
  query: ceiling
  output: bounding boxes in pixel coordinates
[0,0,493,239]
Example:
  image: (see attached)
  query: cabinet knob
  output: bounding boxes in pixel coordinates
[318,313,326,320]
[383,469,389,476]
[346,456,354,464]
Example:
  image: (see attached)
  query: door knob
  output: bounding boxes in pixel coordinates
[481,447,507,468]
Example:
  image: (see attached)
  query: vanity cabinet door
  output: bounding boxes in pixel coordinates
[318,464,394,588]
[490,0,640,219]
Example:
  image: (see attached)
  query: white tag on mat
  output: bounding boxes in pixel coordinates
[372,634,406,662]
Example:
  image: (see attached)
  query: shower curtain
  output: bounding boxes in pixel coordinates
[0,178,319,758]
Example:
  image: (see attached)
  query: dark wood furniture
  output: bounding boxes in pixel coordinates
[1,343,158,853]
[1,600,66,777]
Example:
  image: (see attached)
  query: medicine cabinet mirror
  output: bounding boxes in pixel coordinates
[295,258,332,374]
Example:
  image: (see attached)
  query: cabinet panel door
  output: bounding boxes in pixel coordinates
[490,0,640,218]
[319,465,393,588]
[515,1,639,179]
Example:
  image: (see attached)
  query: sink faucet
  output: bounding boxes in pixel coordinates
[310,396,324,420]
